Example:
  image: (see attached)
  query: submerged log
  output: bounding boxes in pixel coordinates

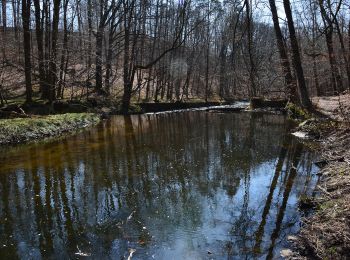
[250,98,288,109]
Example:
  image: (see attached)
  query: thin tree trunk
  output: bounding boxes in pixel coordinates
[219,35,227,99]
[1,0,6,30]
[325,30,342,93]
[58,0,69,98]
[95,27,104,93]
[11,0,19,40]
[246,0,257,97]
[22,0,32,102]
[86,0,93,89]
[319,0,343,94]
[310,0,320,96]
[1,0,7,59]
[48,0,61,102]
[121,11,132,114]
[205,0,210,102]
[105,26,114,95]
[34,0,46,95]
[332,14,350,90]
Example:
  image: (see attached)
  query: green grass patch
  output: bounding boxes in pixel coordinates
[0,113,100,145]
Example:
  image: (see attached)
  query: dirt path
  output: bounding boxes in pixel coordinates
[312,94,350,121]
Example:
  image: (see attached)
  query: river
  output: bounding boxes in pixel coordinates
[0,111,318,259]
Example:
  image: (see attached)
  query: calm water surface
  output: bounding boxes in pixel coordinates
[0,112,318,259]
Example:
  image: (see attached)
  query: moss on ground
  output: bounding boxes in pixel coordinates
[0,113,100,145]
[286,102,312,120]
[127,103,142,113]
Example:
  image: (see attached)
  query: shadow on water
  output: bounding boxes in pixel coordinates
[0,111,318,259]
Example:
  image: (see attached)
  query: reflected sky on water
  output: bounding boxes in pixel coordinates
[0,112,318,259]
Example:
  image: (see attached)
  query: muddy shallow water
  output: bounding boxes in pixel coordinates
[0,111,318,259]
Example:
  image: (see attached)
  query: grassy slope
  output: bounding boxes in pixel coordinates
[0,113,100,145]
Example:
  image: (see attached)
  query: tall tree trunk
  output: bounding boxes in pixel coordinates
[105,26,114,95]
[205,0,210,102]
[1,0,6,30]
[312,56,321,96]
[348,18,350,80]
[310,0,321,96]
[43,0,51,97]
[219,38,227,99]
[58,0,69,98]
[318,0,343,94]
[121,0,136,114]
[246,0,257,97]
[48,0,61,102]
[268,0,297,103]
[283,0,312,109]
[22,0,32,103]
[331,10,350,90]
[205,46,209,102]
[34,0,47,97]
[86,0,93,88]
[11,0,18,40]
[325,29,342,93]
[95,27,104,94]
[121,16,132,114]
[1,0,6,59]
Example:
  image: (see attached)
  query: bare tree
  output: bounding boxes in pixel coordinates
[22,0,32,102]
[283,0,312,109]
[268,0,297,103]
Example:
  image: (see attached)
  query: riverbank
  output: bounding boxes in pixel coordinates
[287,118,350,258]
[1,99,348,258]
[0,100,246,146]
[0,113,100,145]
[0,98,289,146]
[0,99,232,118]
[299,128,350,259]
[287,124,350,259]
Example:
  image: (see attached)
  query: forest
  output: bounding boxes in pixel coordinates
[0,0,350,259]
[0,0,348,112]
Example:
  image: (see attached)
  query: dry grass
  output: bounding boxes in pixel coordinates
[289,127,350,259]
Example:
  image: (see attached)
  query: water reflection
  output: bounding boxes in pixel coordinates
[0,112,318,259]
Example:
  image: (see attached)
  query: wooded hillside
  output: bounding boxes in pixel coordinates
[0,0,349,113]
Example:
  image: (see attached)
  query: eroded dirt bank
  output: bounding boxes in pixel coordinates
[297,128,350,259]
[287,103,350,259]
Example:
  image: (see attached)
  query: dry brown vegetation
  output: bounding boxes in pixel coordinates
[301,129,350,259]
[288,125,350,259]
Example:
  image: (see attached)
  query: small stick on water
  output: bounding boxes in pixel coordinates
[75,246,91,256]
[127,210,136,221]
[127,248,136,260]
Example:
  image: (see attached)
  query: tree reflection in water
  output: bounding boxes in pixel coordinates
[0,112,318,259]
